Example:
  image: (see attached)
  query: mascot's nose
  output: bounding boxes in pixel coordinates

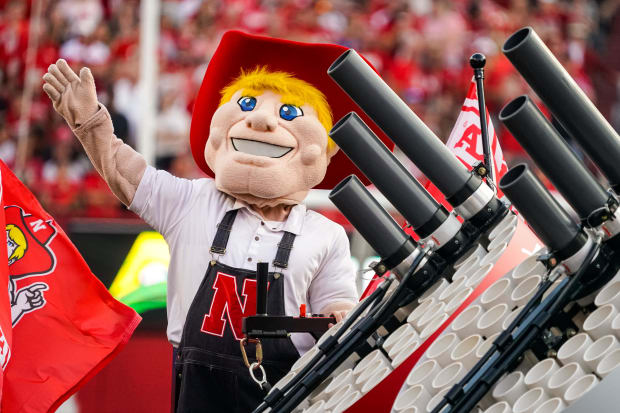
[245,111,278,132]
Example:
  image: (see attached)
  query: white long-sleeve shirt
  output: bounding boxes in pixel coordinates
[129,166,358,353]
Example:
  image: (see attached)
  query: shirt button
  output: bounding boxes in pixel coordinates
[247,257,252,262]
[255,236,260,241]
[261,221,265,226]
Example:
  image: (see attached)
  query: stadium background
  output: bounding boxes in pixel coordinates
[0,0,619,411]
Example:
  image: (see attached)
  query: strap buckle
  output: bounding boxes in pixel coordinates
[240,337,263,368]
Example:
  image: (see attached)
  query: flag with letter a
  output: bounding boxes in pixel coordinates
[0,160,141,412]
[446,77,508,194]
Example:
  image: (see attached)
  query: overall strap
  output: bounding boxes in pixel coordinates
[209,209,239,255]
[273,231,297,269]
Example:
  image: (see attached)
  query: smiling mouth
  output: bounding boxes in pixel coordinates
[231,138,293,158]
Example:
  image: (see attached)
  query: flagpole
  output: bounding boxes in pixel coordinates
[470,53,494,185]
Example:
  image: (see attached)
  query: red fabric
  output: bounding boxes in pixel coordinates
[0,168,12,398]
[0,160,141,413]
[189,30,395,189]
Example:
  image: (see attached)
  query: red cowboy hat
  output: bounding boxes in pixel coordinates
[190,30,394,189]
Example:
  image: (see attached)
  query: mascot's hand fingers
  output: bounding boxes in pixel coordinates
[43,84,60,102]
[29,297,43,307]
[42,73,64,95]
[56,59,80,83]
[48,63,69,87]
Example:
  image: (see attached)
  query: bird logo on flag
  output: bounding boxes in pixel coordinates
[4,205,57,325]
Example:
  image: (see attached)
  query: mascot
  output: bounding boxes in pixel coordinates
[42,31,391,412]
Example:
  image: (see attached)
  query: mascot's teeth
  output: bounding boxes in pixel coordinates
[231,138,293,158]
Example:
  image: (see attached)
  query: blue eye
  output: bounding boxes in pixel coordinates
[237,96,257,111]
[279,104,303,121]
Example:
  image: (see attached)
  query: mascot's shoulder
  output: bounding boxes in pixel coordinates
[303,209,347,237]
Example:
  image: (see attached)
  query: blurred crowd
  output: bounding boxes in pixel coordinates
[0,0,618,223]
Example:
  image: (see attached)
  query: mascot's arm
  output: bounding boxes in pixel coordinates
[42,59,146,206]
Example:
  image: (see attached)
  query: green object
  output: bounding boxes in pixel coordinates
[119,282,167,314]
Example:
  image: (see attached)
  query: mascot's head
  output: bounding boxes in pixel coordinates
[6,224,27,265]
[190,31,393,207]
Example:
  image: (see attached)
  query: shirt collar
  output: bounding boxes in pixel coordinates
[228,199,306,235]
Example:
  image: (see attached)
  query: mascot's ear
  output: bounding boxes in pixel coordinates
[326,142,340,161]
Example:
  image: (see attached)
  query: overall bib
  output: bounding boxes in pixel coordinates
[174,209,301,412]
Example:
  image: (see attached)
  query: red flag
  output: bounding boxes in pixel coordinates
[0,160,141,412]
[446,78,508,193]
[0,167,13,398]
[426,78,509,208]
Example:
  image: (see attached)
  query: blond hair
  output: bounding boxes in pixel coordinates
[6,224,27,263]
[219,67,335,152]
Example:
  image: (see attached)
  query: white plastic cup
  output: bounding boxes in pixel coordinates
[400,407,419,413]
[453,255,481,281]
[466,263,494,289]
[511,275,541,308]
[393,384,432,412]
[415,301,447,331]
[483,401,512,413]
[406,359,441,387]
[418,279,449,304]
[612,312,620,339]
[426,332,460,368]
[322,368,356,399]
[324,383,354,411]
[438,277,468,303]
[596,347,620,378]
[332,390,361,413]
[477,303,509,339]
[391,337,422,369]
[450,334,483,370]
[354,349,391,377]
[383,324,417,354]
[582,334,619,373]
[476,332,500,359]
[302,400,326,413]
[480,278,513,311]
[546,362,586,399]
[425,387,450,413]
[524,358,560,389]
[502,307,522,331]
[532,397,565,413]
[492,371,528,405]
[451,304,483,339]
[480,243,508,267]
[488,225,517,251]
[419,313,449,341]
[583,304,619,340]
[594,280,620,309]
[359,366,390,394]
[513,387,549,413]
[445,287,473,314]
[431,361,465,392]
[512,255,546,281]
[563,374,599,405]
[271,371,296,393]
[291,346,320,373]
[388,335,421,361]
[355,359,387,388]
[455,244,487,269]
[557,333,593,366]
[488,213,518,241]
[407,298,437,330]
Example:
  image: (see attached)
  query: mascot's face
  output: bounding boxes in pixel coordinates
[205,90,334,204]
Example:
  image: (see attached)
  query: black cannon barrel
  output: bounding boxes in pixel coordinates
[503,27,620,190]
[328,49,472,200]
[499,164,585,255]
[500,95,609,222]
[329,175,417,264]
[330,112,448,237]
[256,262,269,316]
